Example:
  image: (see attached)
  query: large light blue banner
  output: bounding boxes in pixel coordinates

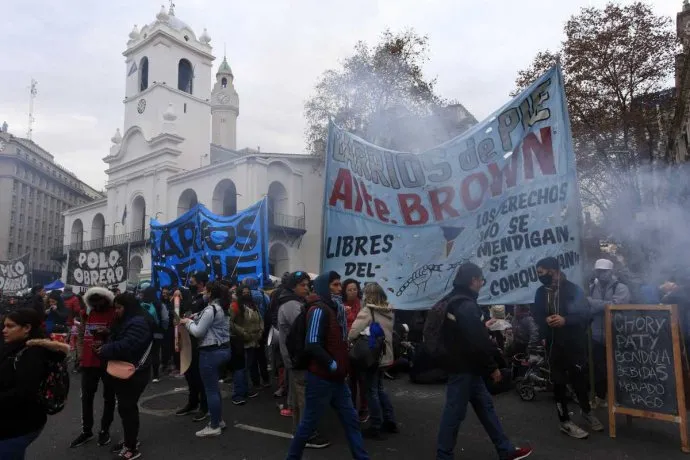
[322,66,582,309]
[150,199,269,288]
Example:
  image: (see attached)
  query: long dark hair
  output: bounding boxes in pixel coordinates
[342,279,362,301]
[207,281,230,313]
[113,292,145,322]
[5,308,45,340]
[236,285,254,317]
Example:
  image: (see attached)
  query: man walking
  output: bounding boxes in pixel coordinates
[534,257,603,438]
[436,262,532,460]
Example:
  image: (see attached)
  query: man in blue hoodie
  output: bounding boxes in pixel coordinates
[285,271,368,460]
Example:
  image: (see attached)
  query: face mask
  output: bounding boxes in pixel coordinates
[598,271,612,283]
[539,274,553,286]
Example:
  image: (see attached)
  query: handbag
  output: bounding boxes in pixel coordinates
[106,341,153,380]
[349,308,385,370]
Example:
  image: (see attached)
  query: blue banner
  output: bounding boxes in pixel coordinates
[322,66,583,309]
[150,199,269,288]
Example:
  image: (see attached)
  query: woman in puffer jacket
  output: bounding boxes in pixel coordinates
[348,282,399,440]
[98,292,153,460]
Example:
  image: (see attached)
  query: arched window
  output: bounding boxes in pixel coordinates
[178,59,193,94]
[221,77,227,89]
[139,57,149,91]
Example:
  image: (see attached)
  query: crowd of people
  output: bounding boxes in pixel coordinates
[3,254,690,459]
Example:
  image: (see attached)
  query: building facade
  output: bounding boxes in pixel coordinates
[55,5,323,284]
[0,124,103,283]
[668,1,690,162]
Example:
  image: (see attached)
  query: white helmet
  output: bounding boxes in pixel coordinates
[594,259,614,270]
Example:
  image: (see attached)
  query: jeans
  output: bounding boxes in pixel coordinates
[286,372,369,460]
[80,367,116,434]
[199,346,232,428]
[437,373,514,460]
[288,369,307,432]
[349,366,368,412]
[233,348,253,400]
[0,430,42,460]
[112,370,149,451]
[365,368,395,429]
[246,347,259,388]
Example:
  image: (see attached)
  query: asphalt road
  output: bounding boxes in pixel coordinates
[27,372,690,460]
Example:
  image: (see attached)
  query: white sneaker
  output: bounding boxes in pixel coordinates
[581,411,604,432]
[560,420,589,439]
[196,425,222,438]
[152,378,160,383]
[219,421,227,430]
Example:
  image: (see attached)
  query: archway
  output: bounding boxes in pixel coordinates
[91,213,105,242]
[131,195,146,235]
[178,59,194,94]
[267,181,288,226]
[212,179,237,216]
[269,243,289,276]
[70,219,84,247]
[129,255,143,283]
[177,188,198,217]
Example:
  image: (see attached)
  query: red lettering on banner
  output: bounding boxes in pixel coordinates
[398,194,429,225]
[487,148,519,197]
[461,173,489,212]
[329,168,354,209]
[429,186,460,221]
[523,126,556,179]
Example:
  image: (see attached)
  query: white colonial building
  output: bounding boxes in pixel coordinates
[58,5,324,284]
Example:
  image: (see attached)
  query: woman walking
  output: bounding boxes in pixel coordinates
[0,308,70,459]
[98,292,153,460]
[343,279,368,422]
[349,282,398,439]
[180,281,231,437]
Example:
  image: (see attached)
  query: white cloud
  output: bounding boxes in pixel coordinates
[0,0,678,190]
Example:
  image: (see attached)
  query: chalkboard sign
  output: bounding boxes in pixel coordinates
[605,304,688,453]
[609,309,677,415]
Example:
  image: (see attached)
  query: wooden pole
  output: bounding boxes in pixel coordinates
[605,305,616,438]
[671,305,689,453]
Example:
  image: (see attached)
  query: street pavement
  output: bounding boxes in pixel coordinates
[28,372,690,460]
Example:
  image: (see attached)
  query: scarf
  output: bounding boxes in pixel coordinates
[331,294,348,341]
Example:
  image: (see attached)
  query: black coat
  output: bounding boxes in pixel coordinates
[533,278,589,356]
[99,315,153,373]
[441,287,499,377]
[0,342,54,439]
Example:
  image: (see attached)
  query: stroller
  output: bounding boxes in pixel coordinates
[512,346,576,403]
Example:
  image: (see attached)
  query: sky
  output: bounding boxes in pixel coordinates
[0,0,679,190]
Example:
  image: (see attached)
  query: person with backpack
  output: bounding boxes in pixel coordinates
[430,262,532,460]
[69,286,118,449]
[0,308,70,459]
[533,256,601,439]
[243,277,271,388]
[98,292,154,460]
[286,271,368,460]
[180,281,231,438]
[587,258,630,407]
[230,285,263,405]
[140,286,169,383]
[348,282,398,440]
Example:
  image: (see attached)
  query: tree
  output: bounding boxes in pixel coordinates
[513,2,677,219]
[304,29,469,157]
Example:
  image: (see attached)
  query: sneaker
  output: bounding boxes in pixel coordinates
[506,446,533,460]
[358,411,370,423]
[193,411,210,422]
[152,378,160,383]
[118,447,142,459]
[196,425,222,438]
[361,426,384,440]
[248,390,259,399]
[280,407,293,417]
[69,432,93,448]
[383,371,395,380]
[232,397,247,406]
[175,405,198,416]
[111,441,141,454]
[581,411,604,432]
[306,434,331,449]
[382,421,399,434]
[97,431,111,446]
[219,420,227,430]
[560,420,589,439]
[273,388,285,397]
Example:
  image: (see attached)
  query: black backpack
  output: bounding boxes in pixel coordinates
[15,348,70,415]
[286,303,310,370]
[422,293,464,361]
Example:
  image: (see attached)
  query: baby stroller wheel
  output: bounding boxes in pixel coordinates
[516,379,536,401]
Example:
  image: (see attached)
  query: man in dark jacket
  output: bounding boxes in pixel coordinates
[286,272,368,460]
[175,271,208,421]
[533,257,602,439]
[436,262,532,460]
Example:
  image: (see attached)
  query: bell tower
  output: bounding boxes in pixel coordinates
[211,53,240,150]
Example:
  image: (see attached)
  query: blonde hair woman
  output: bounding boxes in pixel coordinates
[348,282,399,439]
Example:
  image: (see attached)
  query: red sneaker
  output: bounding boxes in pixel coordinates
[507,446,533,460]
